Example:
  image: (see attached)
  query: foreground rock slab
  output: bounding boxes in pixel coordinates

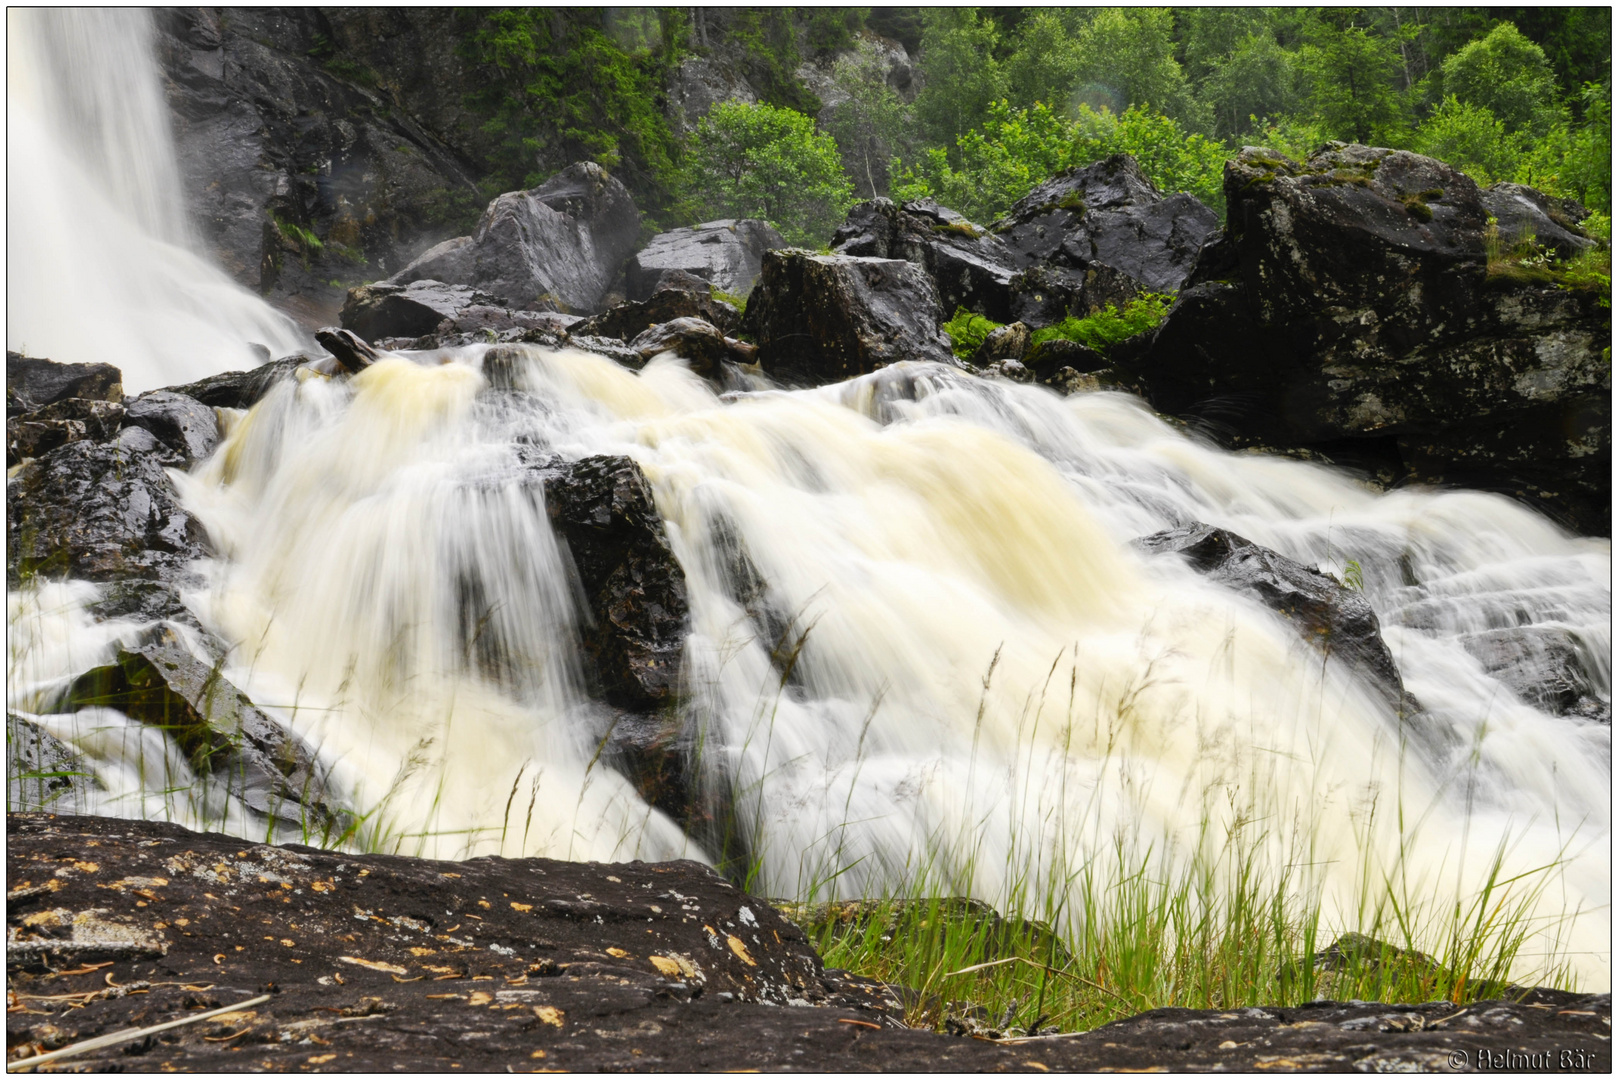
[7,815,1609,1072]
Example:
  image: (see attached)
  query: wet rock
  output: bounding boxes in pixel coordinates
[6,353,123,410]
[58,634,342,829]
[7,426,208,624]
[1135,523,1409,712]
[578,286,743,340]
[666,56,760,135]
[153,8,485,319]
[536,456,689,713]
[1482,182,1594,260]
[1023,337,1109,383]
[1459,627,1607,718]
[340,280,499,341]
[969,321,1031,365]
[6,813,1608,1073]
[6,398,125,467]
[1128,144,1610,534]
[314,327,381,374]
[995,155,1218,324]
[741,250,955,386]
[122,391,219,467]
[391,162,640,314]
[832,198,1027,322]
[165,356,308,410]
[6,713,101,815]
[626,219,785,302]
[628,318,740,376]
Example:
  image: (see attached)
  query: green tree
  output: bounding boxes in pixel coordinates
[682,102,855,246]
[1002,10,1086,112]
[1066,8,1210,131]
[822,38,914,198]
[1202,33,1305,139]
[894,100,1076,223]
[1413,96,1523,185]
[462,9,683,214]
[911,8,1007,151]
[1299,16,1413,144]
[1438,22,1563,135]
[1516,81,1612,214]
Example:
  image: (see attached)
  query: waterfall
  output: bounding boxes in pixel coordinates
[11,345,1597,983]
[6,8,304,393]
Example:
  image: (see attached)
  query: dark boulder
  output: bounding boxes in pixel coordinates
[629,318,749,377]
[1459,627,1608,720]
[970,321,1031,365]
[340,280,500,341]
[578,286,743,340]
[122,391,220,467]
[6,426,208,623]
[6,397,124,467]
[1481,182,1594,260]
[58,634,343,829]
[1135,523,1410,713]
[6,353,122,410]
[1126,144,1610,534]
[741,250,955,386]
[626,219,785,301]
[535,455,689,713]
[166,356,307,410]
[832,198,1027,322]
[994,155,1218,325]
[390,162,640,314]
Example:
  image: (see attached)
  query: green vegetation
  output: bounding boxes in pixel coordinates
[941,308,1004,361]
[680,102,855,247]
[1030,294,1175,353]
[1484,214,1612,305]
[436,8,1607,249]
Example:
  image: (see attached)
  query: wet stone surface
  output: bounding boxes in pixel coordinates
[7,815,1609,1073]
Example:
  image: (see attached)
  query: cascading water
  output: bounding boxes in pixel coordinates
[6,8,304,392]
[10,343,1607,985]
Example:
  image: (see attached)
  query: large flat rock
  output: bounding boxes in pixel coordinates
[7,814,1608,1072]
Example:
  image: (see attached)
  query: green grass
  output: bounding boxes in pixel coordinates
[942,307,1004,361]
[1485,214,1612,306]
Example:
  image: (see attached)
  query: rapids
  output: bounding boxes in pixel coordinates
[10,345,1608,985]
[6,8,303,392]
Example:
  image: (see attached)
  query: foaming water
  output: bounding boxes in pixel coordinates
[10,347,1608,984]
[7,9,304,391]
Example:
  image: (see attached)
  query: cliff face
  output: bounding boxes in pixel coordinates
[153,8,488,325]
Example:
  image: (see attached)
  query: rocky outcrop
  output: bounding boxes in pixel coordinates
[1482,182,1595,259]
[1459,628,1609,721]
[6,397,125,468]
[628,318,753,376]
[535,456,689,714]
[167,357,308,411]
[122,391,220,468]
[7,422,208,624]
[741,250,955,386]
[58,634,342,828]
[388,163,640,314]
[625,220,785,302]
[832,199,1027,322]
[153,9,485,324]
[578,283,743,340]
[994,155,1219,324]
[7,813,1609,1073]
[6,353,123,409]
[6,713,101,814]
[1135,523,1411,713]
[1126,144,1609,534]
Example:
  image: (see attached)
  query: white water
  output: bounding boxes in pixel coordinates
[12,346,1601,983]
[7,8,304,392]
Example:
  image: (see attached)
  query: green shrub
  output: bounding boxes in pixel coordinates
[1029,293,1175,353]
[942,307,1003,360]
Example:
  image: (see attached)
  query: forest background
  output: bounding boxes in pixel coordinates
[436,6,1611,247]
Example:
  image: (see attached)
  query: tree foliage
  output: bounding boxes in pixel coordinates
[681,101,855,246]
[1438,22,1562,135]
